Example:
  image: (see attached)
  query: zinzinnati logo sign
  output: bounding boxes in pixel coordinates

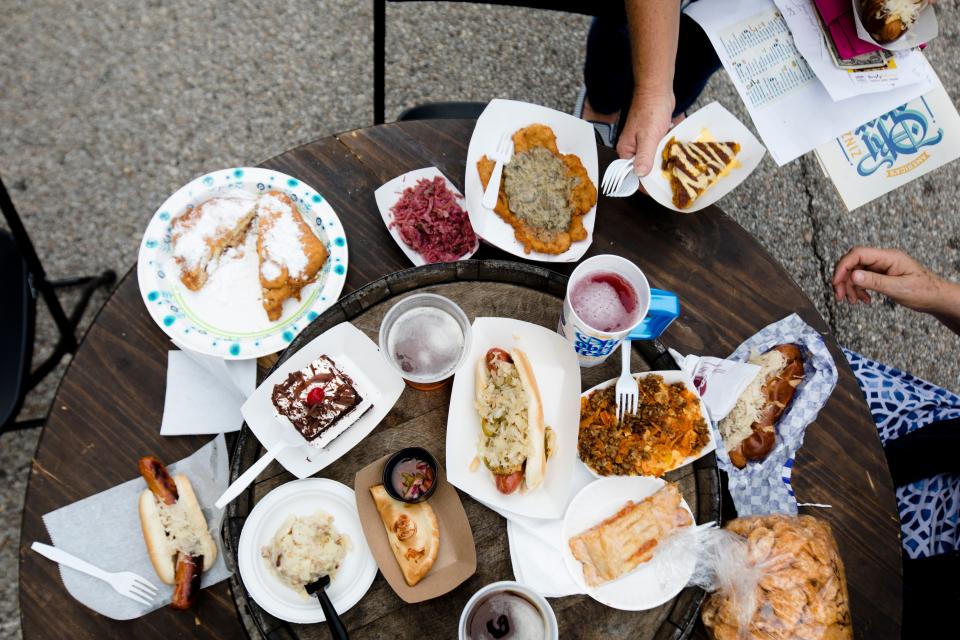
[816,81,960,210]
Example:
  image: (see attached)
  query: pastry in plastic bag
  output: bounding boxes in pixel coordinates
[699,514,852,640]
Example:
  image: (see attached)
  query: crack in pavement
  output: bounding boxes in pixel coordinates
[799,156,839,335]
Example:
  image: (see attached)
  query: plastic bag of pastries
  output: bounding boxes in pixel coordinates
[698,514,852,640]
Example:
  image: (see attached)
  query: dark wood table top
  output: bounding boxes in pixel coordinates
[19,119,902,639]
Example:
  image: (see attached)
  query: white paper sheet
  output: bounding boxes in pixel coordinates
[774,0,927,102]
[160,350,256,435]
[685,0,935,165]
[40,436,231,620]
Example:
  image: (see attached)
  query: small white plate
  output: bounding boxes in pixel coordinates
[237,478,377,624]
[242,322,405,479]
[464,99,598,262]
[374,167,479,266]
[560,476,696,611]
[446,317,581,520]
[137,167,348,359]
[579,370,716,478]
[639,102,765,214]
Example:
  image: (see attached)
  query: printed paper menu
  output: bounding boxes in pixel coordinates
[685,0,934,165]
[719,10,816,109]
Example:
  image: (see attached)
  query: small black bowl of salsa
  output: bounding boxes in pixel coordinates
[382,447,439,503]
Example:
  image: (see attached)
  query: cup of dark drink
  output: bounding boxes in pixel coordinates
[458,581,558,640]
[378,293,472,390]
[558,254,679,367]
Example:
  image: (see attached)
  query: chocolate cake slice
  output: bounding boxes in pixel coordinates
[272,355,362,442]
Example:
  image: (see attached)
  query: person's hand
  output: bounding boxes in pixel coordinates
[832,247,946,312]
[617,90,676,177]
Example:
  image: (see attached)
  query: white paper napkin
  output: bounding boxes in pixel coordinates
[40,436,231,620]
[160,346,256,435]
[669,350,760,423]
[480,463,594,598]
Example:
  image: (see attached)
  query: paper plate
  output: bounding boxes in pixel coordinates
[241,322,406,479]
[560,476,696,611]
[578,370,715,478]
[446,317,581,520]
[373,167,479,266]
[464,99,598,262]
[639,102,765,213]
[137,167,348,359]
[237,478,377,624]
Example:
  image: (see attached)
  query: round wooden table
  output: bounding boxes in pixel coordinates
[19,119,902,639]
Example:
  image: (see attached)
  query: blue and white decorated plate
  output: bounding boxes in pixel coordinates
[137,167,348,360]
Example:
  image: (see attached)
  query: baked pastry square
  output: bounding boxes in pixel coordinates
[568,482,692,586]
[256,190,328,321]
[661,137,740,210]
[170,194,258,291]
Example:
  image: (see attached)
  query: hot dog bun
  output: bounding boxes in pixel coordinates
[859,0,921,44]
[139,474,217,584]
[719,344,804,469]
[474,347,548,493]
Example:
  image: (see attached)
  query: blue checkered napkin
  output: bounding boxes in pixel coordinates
[712,314,838,516]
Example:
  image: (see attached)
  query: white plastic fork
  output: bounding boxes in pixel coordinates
[31,542,159,606]
[615,340,638,422]
[481,133,513,210]
[609,170,640,198]
[601,156,637,197]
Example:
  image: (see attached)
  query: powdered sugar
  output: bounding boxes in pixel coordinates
[259,195,309,278]
[260,259,281,281]
[172,195,257,268]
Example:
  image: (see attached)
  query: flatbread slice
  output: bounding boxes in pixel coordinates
[370,485,440,586]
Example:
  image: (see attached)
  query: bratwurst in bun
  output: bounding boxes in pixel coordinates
[138,456,217,609]
[474,348,555,494]
[719,345,804,469]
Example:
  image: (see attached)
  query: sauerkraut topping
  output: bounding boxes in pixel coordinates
[262,511,351,592]
[877,0,923,25]
[719,349,788,447]
[157,500,206,556]
[475,359,530,475]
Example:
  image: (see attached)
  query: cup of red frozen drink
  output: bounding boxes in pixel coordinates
[558,254,679,367]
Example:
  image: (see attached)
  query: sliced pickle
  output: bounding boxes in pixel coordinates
[481,418,499,437]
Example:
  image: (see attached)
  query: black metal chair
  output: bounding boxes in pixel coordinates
[373,1,606,124]
[0,176,116,432]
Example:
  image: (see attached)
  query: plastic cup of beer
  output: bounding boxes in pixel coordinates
[558,254,679,367]
[458,581,558,640]
[378,293,472,390]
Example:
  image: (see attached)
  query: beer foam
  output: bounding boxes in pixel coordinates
[573,281,634,332]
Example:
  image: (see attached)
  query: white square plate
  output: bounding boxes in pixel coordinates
[639,102,765,213]
[579,370,716,477]
[446,317,581,519]
[373,167,479,266]
[241,322,405,479]
[464,99,598,262]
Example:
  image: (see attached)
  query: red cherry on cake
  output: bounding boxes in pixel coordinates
[306,387,325,406]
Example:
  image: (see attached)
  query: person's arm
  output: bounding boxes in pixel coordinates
[832,247,960,336]
[617,0,681,177]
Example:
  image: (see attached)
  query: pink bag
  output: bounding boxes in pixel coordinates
[813,0,880,59]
